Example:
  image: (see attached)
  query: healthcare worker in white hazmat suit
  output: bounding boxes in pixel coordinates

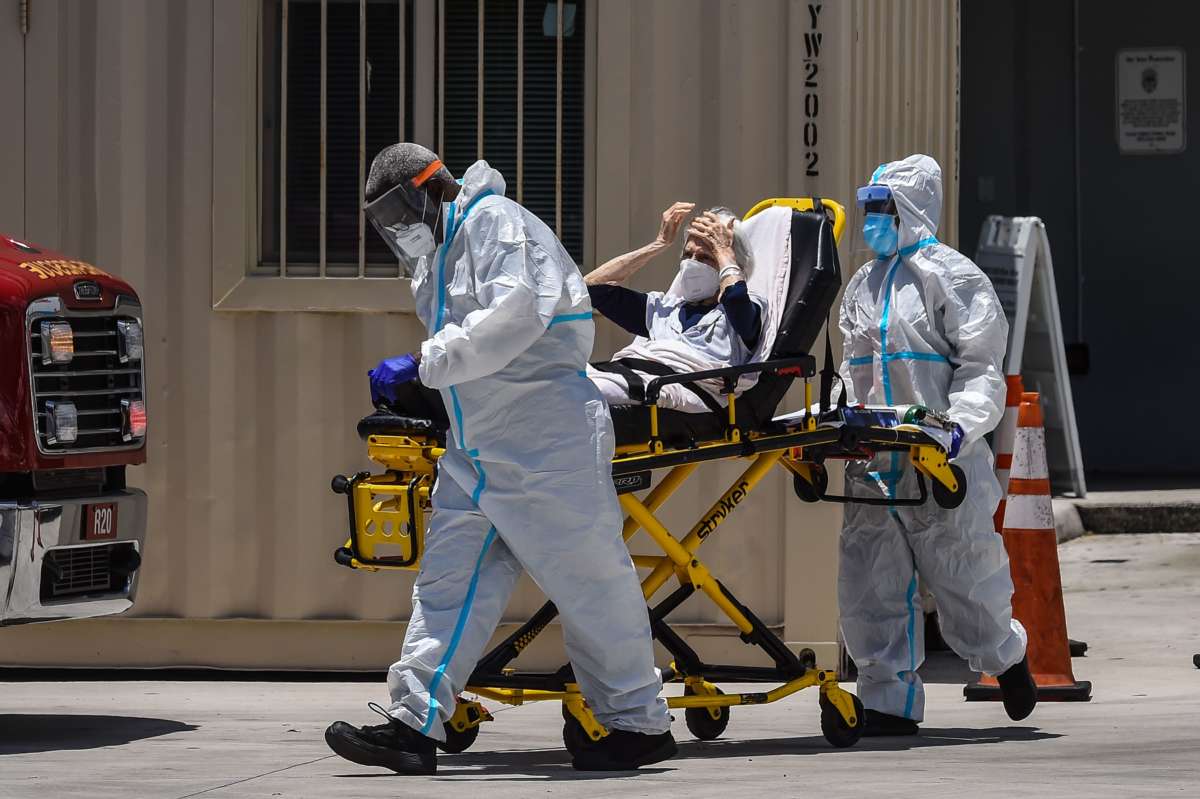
[837,154,1037,736]
[324,143,675,773]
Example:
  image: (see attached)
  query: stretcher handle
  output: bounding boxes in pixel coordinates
[642,356,816,406]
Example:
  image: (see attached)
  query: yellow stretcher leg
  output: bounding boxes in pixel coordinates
[562,683,608,742]
[911,443,958,490]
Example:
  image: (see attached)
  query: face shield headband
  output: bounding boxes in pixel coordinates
[855,184,896,215]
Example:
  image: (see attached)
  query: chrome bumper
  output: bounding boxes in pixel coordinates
[0,489,147,625]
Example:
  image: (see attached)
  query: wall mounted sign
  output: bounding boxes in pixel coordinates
[1116,48,1185,154]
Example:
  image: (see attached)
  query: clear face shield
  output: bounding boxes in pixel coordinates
[363,165,446,276]
[849,184,900,265]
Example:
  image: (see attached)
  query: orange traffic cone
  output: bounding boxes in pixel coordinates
[965,392,1091,702]
[991,375,1025,532]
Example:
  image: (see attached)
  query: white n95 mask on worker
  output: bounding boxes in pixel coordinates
[384,223,437,272]
[676,258,720,302]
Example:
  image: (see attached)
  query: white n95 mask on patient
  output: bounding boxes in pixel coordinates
[676,258,721,302]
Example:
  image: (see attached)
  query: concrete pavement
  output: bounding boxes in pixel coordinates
[3,533,1199,798]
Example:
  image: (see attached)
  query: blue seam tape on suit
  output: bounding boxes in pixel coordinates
[448,387,468,450]
[433,189,496,334]
[902,571,918,718]
[548,312,592,327]
[422,187,498,734]
[851,351,950,367]
[420,525,498,734]
[879,256,901,406]
[878,257,903,520]
[887,350,949,363]
[899,236,938,257]
[879,246,924,717]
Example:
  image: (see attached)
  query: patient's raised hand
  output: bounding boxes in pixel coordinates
[655,202,695,249]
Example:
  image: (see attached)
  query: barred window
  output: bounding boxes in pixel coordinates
[259,0,587,279]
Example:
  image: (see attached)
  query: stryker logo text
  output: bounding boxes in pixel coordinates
[697,481,750,539]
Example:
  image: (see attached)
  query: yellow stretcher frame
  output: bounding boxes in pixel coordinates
[329,198,965,753]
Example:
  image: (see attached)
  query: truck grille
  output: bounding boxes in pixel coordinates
[40,544,132,599]
[29,314,145,452]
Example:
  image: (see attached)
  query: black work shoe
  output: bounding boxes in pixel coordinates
[325,703,437,774]
[862,709,919,737]
[571,729,677,771]
[997,655,1038,721]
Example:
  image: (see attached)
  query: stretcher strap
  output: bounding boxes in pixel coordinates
[819,320,847,415]
[592,359,647,403]
[592,358,725,415]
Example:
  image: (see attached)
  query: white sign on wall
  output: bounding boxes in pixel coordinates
[1116,48,1186,154]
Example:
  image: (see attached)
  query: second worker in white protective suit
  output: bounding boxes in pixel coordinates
[837,154,1037,736]
[324,143,675,773]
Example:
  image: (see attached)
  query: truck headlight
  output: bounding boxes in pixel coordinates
[117,319,143,363]
[121,398,147,441]
[40,321,74,365]
[45,400,78,445]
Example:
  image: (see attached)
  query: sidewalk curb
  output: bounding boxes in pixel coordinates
[1074,502,1200,535]
[1053,499,1087,543]
[1052,491,1200,540]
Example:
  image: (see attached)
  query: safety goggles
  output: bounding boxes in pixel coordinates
[363,159,446,235]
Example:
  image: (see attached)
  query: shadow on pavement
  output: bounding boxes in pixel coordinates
[670,726,1061,759]
[332,726,1059,780]
[334,746,662,781]
[0,714,196,755]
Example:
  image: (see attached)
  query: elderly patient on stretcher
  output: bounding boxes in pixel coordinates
[584,202,767,414]
[381,201,773,428]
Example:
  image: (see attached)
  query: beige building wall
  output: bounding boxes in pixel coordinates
[0,0,958,671]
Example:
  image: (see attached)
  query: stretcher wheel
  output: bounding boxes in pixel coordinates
[819,692,864,748]
[683,685,730,741]
[437,697,484,754]
[930,464,968,510]
[792,464,828,503]
[438,720,480,754]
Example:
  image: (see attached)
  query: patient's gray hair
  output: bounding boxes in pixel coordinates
[689,206,755,273]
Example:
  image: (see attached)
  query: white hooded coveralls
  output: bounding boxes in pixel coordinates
[388,161,670,739]
[837,155,1027,722]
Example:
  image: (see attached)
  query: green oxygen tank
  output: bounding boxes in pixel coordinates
[902,405,953,430]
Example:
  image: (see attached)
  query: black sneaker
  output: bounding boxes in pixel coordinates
[571,729,677,771]
[997,655,1038,721]
[862,709,919,737]
[325,703,437,774]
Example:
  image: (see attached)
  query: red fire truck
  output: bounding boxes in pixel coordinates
[1,234,148,625]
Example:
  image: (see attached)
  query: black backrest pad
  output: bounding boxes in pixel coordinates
[737,208,842,427]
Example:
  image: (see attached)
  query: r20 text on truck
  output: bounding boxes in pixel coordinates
[1,234,148,625]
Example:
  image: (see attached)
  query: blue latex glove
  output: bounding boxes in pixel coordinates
[369,353,420,406]
[948,422,965,460]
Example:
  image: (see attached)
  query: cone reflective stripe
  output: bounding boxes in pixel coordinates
[965,392,1092,703]
[1003,393,1054,530]
[991,376,1024,532]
